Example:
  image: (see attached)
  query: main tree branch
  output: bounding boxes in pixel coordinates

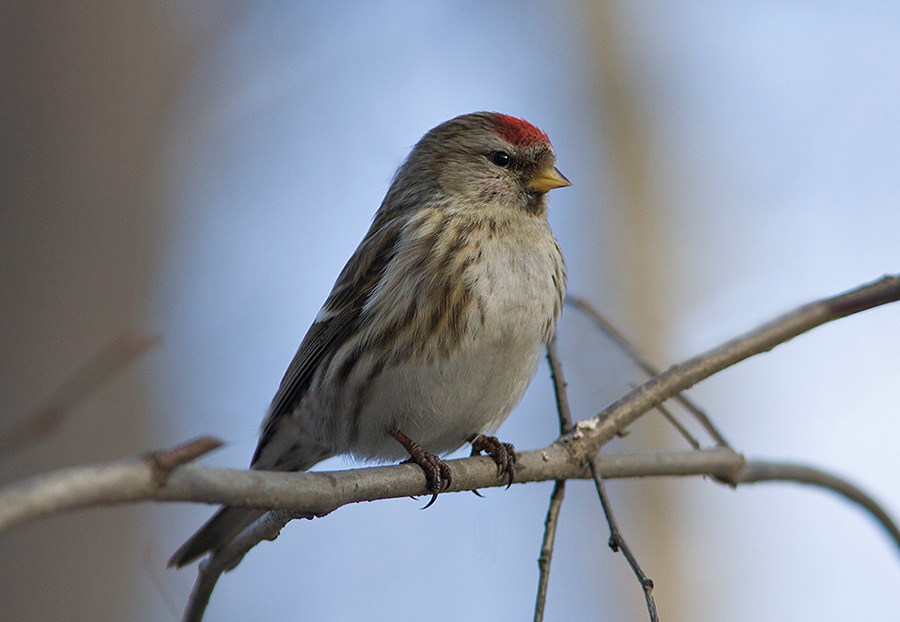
[3,445,898,558]
[0,444,740,534]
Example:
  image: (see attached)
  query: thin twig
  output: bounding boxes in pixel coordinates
[533,335,574,622]
[0,330,160,457]
[590,456,658,622]
[567,295,728,446]
[619,379,702,449]
[546,333,574,434]
[148,437,225,479]
[652,399,700,449]
[533,480,565,622]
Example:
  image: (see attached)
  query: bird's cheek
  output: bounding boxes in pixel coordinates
[476,178,513,202]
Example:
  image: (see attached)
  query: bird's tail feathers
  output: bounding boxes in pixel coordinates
[168,506,267,568]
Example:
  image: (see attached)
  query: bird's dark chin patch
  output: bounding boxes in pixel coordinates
[522,191,548,216]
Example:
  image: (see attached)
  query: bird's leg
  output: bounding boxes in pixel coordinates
[469,434,517,488]
[390,427,452,508]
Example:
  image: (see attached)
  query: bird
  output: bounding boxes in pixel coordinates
[169,111,570,568]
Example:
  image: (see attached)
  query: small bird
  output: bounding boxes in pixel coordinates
[169,111,570,567]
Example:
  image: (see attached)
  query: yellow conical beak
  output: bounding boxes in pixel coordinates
[526,166,572,193]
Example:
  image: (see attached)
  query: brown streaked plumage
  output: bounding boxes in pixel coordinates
[169,111,570,568]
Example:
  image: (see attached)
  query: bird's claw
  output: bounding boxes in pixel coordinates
[391,427,452,508]
[469,434,517,488]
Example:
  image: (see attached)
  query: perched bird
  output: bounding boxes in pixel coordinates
[169,111,570,567]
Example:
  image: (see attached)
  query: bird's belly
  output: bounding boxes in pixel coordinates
[348,334,542,460]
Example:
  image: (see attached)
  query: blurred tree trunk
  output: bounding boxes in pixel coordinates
[582,1,688,618]
[0,4,186,620]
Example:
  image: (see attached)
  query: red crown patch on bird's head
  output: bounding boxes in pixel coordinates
[490,113,551,149]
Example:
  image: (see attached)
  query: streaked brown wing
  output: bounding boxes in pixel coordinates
[250,217,404,465]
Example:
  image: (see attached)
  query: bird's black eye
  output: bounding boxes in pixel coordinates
[490,151,511,168]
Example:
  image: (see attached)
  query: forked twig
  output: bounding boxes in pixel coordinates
[590,457,658,622]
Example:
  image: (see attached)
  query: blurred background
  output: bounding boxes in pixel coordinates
[2,2,899,620]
